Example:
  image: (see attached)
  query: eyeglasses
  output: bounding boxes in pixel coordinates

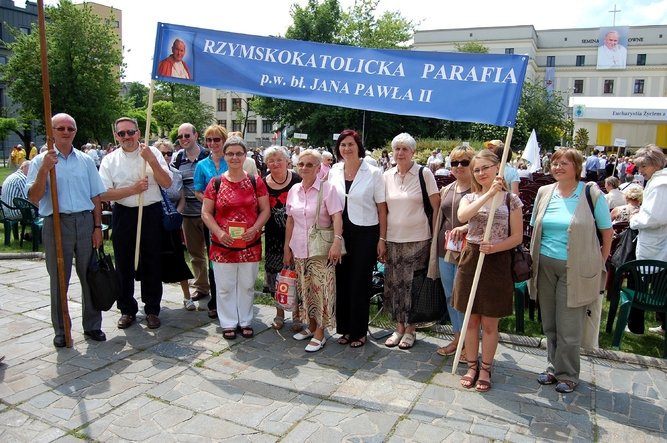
[224,151,245,158]
[54,127,76,133]
[297,162,317,169]
[206,137,222,143]
[162,151,174,157]
[551,162,572,169]
[472,165,496,175]
[451,160,470,167]
[177,133,192,140]
[116,129,138,137]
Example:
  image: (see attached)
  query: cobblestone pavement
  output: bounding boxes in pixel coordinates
[0,258,666,442]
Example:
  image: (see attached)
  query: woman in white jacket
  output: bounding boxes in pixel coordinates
[629,144,667,334]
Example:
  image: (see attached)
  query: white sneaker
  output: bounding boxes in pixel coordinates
[648,326,666,335]
[183,299,196,311]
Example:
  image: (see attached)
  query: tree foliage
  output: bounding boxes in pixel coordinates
[151,82,215,138]
[0,0,123,146]
[574,128,590,151]
[454,41,489,53]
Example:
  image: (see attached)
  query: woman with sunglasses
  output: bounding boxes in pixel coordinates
[430,145,475,357]
[452,149,523,393]
[193,124,229,318]
[201,136,270,340]
[154,139,194,309]
[284,149,343,352]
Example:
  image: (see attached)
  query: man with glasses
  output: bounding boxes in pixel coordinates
[173,123,214,312]
[26,113,106,347]
[99,117,172,329]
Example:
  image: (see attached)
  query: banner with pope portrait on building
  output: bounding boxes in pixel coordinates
[597,26,629,70]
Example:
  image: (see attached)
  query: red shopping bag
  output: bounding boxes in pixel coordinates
[275,268,297,311]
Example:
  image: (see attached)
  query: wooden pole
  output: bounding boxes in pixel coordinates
[36,0,72,347]
[452,127,514,374]
[134,81,155,270]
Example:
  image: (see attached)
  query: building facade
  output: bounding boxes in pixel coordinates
[200,87,278,148]
[413,25,667,148]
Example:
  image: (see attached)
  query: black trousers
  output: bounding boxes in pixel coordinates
[112,202,163,316]
[205,224,218,311]
[335,221,379,340]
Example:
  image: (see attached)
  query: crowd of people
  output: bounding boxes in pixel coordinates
[8,116,666,395]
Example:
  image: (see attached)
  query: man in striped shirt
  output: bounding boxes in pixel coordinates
[1,160,30,219]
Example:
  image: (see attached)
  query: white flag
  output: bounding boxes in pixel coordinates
[522,129,541,173]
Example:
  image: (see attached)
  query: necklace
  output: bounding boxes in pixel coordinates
[271,171,289,185]
[345,161,361,180]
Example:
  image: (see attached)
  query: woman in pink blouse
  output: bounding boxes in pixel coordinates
[284,149,344,352]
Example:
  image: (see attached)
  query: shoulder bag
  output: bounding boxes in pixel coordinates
[506,193,533,282]
[87,245,120,311]
[308,183,346,258]
[160,187,183,231]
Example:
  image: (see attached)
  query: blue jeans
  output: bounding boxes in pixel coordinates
[439,257,464,333]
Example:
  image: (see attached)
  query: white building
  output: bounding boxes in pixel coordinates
[413,25,667,149]
[200,88,278,148]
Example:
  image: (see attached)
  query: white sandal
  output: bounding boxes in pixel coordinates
[384,331,404,348]
[183,299,196,311]
[293,328,314,341]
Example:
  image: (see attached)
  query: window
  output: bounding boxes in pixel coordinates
[0,55,6,65]
[232,120,242,132]
[576,55,585,66]
[573,79,584,94]
[637,54,646,66]
[246,120,257,134]
[546,56,555,67]
[634,79,645,94]
[217,98,226,112]
[232,98,242,111]
[217,119,226,126]
[19,27,30,35]
[504,48,514,55]
[604,79,614,94]
[262,120,274,133]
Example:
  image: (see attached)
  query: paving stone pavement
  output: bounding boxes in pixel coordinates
[0,257,666,442]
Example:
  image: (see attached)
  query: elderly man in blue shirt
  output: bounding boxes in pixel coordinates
[27,113,107,347]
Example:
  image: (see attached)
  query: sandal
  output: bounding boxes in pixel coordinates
[223,329,237,340]
[555,380,576,393]
[436,342,458,356]
[398,333,416,350]
[271,316,285,330]
[460,360,479,389]
[475,361,493,393]
[337,334,351,345]
[537,371,557,385]
[384,331,404,348]
[291,319,303,333]
[350,336,367,348]
[183,299,196,311]
[241,327,254,338]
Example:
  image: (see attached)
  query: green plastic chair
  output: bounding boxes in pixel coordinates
[12,197,43,251]
[610,259,667,358]
[0,200,21,246]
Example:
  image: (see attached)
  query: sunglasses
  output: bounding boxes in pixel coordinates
[297,162,317,169]
[116,129,138,137]
[450,160,470,167]
[177,133,192,140]
[224,151,245,158]
[206,137,222,143]
[54,127,76,133]
[162,151,174,157]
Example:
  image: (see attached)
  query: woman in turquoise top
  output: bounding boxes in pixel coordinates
[194,124,229,199]
[529,148,612,394]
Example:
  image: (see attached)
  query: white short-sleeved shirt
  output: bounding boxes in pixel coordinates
[384,162,438,243]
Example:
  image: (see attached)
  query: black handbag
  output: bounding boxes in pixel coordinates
[87,246,120,311]
[160,187,183,231]
[408,269,447,324]
[610,227,638,269]
[506,194,533,282]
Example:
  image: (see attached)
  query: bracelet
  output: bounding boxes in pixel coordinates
[94,225,103,229]
[334,234,343,240]
[379,237,386,242]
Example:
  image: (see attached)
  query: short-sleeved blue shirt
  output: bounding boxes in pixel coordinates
[532,182,612,260]
[194,157,228,193]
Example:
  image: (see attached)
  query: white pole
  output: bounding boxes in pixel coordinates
[134,80,155,271]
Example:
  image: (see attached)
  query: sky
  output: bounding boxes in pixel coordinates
[18,0,667,84]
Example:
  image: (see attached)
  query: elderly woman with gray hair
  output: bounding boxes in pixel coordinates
[382,133,439,350]
[263,145,302,331]
[629,144,667,335]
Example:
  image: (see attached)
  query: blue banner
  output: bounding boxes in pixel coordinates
[152,23,528,127]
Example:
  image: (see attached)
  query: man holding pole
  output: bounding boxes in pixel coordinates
[99,117,172,329]
[26,113,106,347]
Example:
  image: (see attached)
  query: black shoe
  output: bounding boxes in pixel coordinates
[84,330,107,342]
[117,314,136,329]
[53,336,66,348]
[146,314,161,329]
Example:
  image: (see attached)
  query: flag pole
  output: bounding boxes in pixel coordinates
[452,127,514,374]
[134,80,155,270]
[36,0,72,347]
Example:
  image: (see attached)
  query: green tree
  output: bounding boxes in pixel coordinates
[454,41,489,53]
[153,81,215,138]
[125,82,149,109]
[0,0,123,146]
[574,128,589,151]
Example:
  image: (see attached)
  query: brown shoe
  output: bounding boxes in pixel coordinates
[207,309,218,319]
[191,291,208,301]
[117,314,136,329]
[146,314,161,329]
